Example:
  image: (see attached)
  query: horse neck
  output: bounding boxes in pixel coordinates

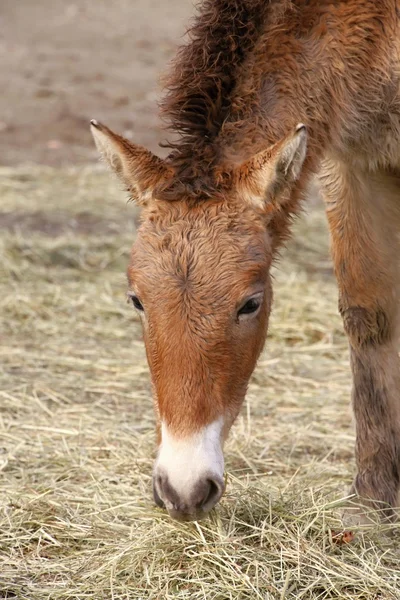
[220,1,395,164]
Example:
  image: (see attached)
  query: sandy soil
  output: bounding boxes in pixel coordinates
[0,0,193,166]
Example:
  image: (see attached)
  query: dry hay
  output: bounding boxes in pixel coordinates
[0,166,399,600]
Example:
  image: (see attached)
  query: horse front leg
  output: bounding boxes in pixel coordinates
[321,163,400,521]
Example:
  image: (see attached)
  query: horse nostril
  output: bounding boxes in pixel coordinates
[153,475,165,508]
[197,477,224,512]
[153,473,181,510]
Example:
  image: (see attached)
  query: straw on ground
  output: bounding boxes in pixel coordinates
[0,167,399,599]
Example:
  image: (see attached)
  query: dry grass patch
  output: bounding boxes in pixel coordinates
[1,166,399,599]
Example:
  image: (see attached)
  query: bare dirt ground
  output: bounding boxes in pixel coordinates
[0,0,192,166]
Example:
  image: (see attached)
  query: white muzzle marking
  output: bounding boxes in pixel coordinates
[154,417,224,507]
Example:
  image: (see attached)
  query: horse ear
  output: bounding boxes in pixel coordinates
[90,120,169,205]
[235,124,307,210]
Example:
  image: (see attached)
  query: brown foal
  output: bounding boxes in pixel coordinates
[91,0,400,522]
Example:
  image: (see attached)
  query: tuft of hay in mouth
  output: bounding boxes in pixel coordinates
[1,166,399,599]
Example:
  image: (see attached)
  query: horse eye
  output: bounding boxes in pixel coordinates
[129,294,144,311]
[238,297,261,317]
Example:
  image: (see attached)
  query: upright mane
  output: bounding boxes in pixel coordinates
[159,0,288,200]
